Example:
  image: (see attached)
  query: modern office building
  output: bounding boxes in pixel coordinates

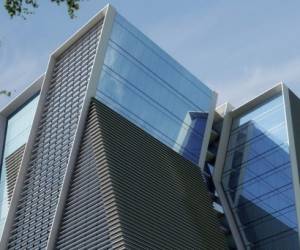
[0,4,225,250]
[0,3,300,250]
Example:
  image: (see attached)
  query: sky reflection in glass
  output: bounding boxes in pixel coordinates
[222,94,298,249]
[0,95,39,237]
[96,14,214,164]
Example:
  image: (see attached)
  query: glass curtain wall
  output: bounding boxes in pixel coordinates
[222,94,298,249]
[0,95,39,237]
[96,14,214,164]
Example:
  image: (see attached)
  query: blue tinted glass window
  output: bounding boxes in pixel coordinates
[0,95,39,237]
[222,94,298,249]
[96,14,214,164]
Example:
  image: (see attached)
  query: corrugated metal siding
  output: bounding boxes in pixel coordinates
[5,144,26,203]
[7,21,103,249]
[56,99,227,249]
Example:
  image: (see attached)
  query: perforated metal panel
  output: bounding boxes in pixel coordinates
[5,144,26,203]
[55,99,227,249]
[7,21,103,249]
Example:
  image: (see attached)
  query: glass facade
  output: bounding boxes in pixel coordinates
[3,8,300,249]
[96,14,215,164]
[0,95,39,236]
[177,112,208,164]
[222,94,299,249]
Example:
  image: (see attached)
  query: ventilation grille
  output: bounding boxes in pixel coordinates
[5,144,26,203]
[56,99,227,249]
[7,21,103,250]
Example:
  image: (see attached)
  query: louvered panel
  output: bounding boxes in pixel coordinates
[56,105,113,250]
[55,100,227,249]
[91,100,227,250]
[7,20,103,250]
[5,144,26,203]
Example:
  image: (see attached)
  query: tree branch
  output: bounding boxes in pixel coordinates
[4,0,81,18]
[0,90,11,97]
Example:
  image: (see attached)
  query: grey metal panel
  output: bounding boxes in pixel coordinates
[286,89,300,245]
[5,144,26,203]
[47,7,116,250]
[55,99,227,249]
[0,114,6,175]
[288,89,300,175]
[213,106,245,250]
[96,100,227,249]
[198,91,217,170]
[56,105,113,250]
[6,21,103,249]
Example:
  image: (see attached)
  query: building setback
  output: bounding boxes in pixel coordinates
[0,3,300,250]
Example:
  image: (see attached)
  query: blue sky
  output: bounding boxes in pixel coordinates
[0,0,299,109]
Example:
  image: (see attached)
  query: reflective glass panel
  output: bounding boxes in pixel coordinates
[222,94,299,249]
[96,14,214,164]
[0,95,39,237]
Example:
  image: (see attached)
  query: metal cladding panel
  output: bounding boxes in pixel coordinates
[7,21,103,249]
[56,106,114,250]
[5,144,26,203]
[288,89,300,243]
[289,90,300,177]
[56,99,227,249]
